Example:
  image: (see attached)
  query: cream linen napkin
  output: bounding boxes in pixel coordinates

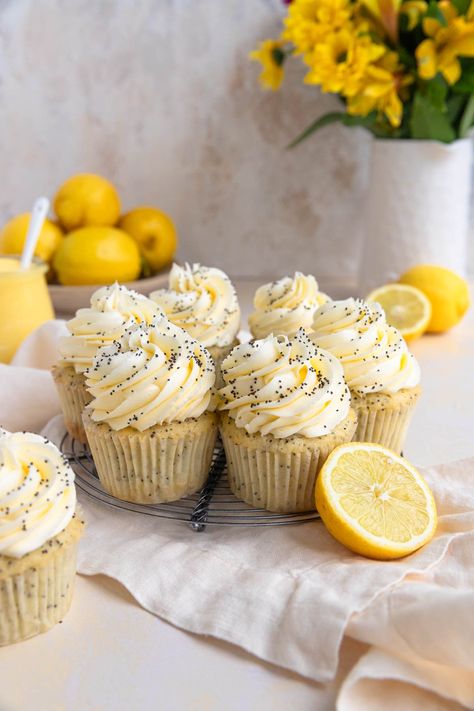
[3,321,474,708]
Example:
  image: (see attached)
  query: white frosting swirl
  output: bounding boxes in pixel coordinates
[218,328,350,438]
[150,263,240,348]
[311,298,421,395]
[59,283,163,373]
[248,272,329,338]
[0,430,76,558]
[86,316,216,431]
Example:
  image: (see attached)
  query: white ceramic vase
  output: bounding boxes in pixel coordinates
[359,137,473,295]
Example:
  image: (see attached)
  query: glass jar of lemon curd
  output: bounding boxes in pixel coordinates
[0,256,54,363]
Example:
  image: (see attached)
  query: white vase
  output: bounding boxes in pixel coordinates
[358,137,473,295]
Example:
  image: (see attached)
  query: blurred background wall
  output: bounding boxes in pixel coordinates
[0,0,471,283]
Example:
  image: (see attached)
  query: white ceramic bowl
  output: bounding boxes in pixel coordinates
[49,271,170,318]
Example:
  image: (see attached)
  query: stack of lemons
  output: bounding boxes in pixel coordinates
[0,174,177,285]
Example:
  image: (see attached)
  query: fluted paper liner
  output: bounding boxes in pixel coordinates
[52,364,92,444]
[351,386,421,454]
[0,515,84,646]
[83,410,218,504]
[219,411,357,513]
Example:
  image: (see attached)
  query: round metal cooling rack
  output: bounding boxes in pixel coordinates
[60,432,320,532]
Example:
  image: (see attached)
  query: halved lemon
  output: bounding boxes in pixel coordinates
[367,283,431,341]
[315,442,437,560]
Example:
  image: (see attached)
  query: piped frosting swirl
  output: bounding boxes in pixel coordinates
[311,298,421,395]
[218,328,350,438]
[59,283,163,373]
[150,263,240,348]
[0,430,76,558]
[248,272,329,339]
[85,316,216,431]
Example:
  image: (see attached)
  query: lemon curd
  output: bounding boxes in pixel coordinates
[0,256,54,363]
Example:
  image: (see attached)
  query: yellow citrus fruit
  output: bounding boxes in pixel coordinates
[53,226,141,286]
[0,213,64,263]
[399,265,470,333]
[119,206,177,274]
[366,283,432,341]
[315,442,437,560]
[53,174,121,231]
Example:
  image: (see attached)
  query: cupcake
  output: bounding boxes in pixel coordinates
[218,329,357,513]
[0,429,84,646]
[82,315,217,504]
[248,272,329,340]
[311,298,421,454]
[52,283,162,443]
[149,263,241,374]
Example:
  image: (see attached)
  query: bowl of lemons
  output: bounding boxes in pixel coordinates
[0,174,177,316]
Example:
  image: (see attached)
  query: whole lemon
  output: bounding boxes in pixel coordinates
[53,226,141,286]
[54,174,121,230]
[399,264,470,333]
[0,213,63,263]
[119,206,177,274]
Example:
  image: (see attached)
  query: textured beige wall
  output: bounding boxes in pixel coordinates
[0,0,411,283]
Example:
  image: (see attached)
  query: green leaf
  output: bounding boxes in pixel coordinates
[287,113,348,148]
[451,0,471,14]
[409,91,456,142]
[421,75,448,110]
[453,61,474,94]
[425,0,448,25]
[447,94,467,126]
[459,94,474,138]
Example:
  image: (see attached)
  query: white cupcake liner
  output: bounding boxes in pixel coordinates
[83,412,218,504]
[52,365,92,443]
[0,535,79,646]
[220,412,357,513]
[352,388,420,454]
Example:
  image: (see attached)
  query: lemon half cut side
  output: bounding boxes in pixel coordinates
[315,442,437,560]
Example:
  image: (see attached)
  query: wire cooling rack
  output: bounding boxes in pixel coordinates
[60,432,320,532]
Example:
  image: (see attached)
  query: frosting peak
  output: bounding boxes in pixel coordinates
[150,263,240,348]
[218,329,350,438]
[248,272,329,339]
[311,298,421,394]
[0,430,76,558]
[85,316,216,431]
[59,283,163,373]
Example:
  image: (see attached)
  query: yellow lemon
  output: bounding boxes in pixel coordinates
[399,265,470,333]
[366,283,432,341]
[54,174,121,230]
[0,213,64,263]
[53,227,141,286]
[119,206,177,274]
[315,442,437,560]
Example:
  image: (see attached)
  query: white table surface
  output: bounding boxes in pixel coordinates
[1,279,473,711]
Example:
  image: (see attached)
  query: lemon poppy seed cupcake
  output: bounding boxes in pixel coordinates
[0,429,84,646]
[311,298,421,454]
[83,315,218,504]
[248,272,329,340]
[150,263,241,379]
[218,329,357,513]
[52,283,163,443]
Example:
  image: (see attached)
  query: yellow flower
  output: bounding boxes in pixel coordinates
[304,29,386,96]
[347,51,412,126]
[283,0,353,54]
[359,0,402,42]
[400,0,428,30]
[249,40,285,90]
[416,2,474,83]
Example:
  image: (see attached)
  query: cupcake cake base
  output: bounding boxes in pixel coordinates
[52,364,92,444]
[351,386,421,454]
[219,410,357,513]
[83,410,218,504]
[0,514,84,646]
